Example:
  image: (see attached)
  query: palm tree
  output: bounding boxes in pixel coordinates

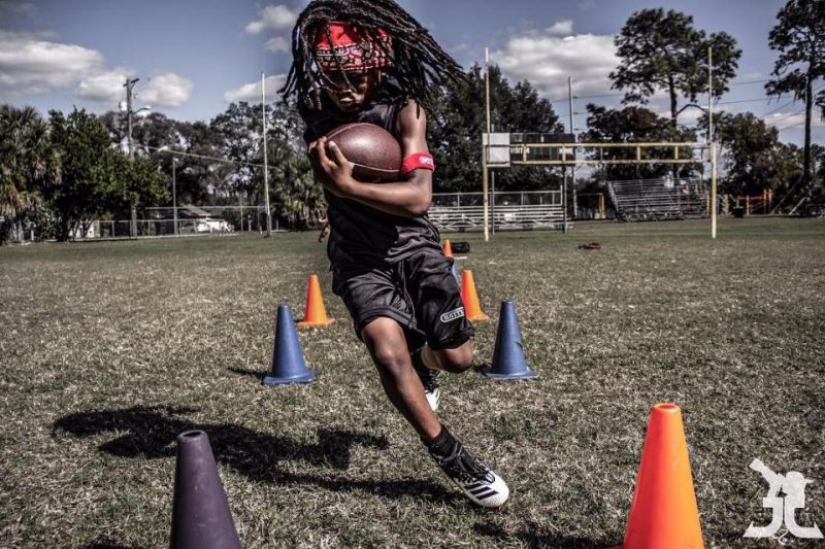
[0,105,53,241]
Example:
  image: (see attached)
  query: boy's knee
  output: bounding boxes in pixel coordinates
[361,322,410,376]
[434,343,473,374]
[370,344,408,373]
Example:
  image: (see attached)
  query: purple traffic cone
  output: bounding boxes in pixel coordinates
[170,430,241,549]
[484,301,539,381]
[263,304,315,385]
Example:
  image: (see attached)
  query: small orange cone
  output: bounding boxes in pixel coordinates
[460,270,489,321]
[443,239,453,258]
[297,274,334,327]
[617,403,704,549]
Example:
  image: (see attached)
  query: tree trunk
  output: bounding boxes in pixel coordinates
[668,76,679,132]
[803,63,813,190]
[669,76,679,179]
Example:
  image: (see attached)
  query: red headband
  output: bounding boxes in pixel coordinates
[314,21,393,71]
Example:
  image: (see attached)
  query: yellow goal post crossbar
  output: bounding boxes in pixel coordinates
[480,138,718,240]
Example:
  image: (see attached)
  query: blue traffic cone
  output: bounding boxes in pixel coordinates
[170,430,242,549]
[484,301,539,381]
[263,304,315,385]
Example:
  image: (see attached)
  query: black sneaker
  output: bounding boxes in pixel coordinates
[411,348,441,411]
[430,442,509,507]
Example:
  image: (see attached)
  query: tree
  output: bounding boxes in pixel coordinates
[427,65,564,192]
[766,0,825,190]
[579,104,699,181]
[0,105,55,242]
[172,120,228,205]
[47,108,167,240]
[268,100,324,229]
[710,112,793,196]
[211,102,263,199]
[610,8,741,129]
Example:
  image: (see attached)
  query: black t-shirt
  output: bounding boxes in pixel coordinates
[301,92,441,267]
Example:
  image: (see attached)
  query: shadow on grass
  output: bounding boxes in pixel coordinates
[474,522,613,549]
[52,405,458,504]
[227,366,267,382]
[84,540,142,549]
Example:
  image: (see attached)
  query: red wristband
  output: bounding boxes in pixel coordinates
[400,153,435,175]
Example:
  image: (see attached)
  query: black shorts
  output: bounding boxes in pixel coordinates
[331,248,474,351]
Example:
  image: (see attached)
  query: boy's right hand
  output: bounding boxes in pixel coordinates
[307,137,355,197]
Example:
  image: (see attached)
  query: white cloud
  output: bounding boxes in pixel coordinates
[0,30,104,94]
[763,111,820,132]
[736,71,763,81]
[245,5,298,34]
[223,74,286,103]
[77,70,193,107]
[546,20,573,36]
[76,69,131,103]
[265,36,291,53]
[140,73,194,107]
[491,33,619,101]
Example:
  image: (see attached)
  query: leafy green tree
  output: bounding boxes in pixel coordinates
[47,108,167,240]
[710,112,793,196]
[610,8,741,129]
[170,120,228,206]
[579,104,699,181]
[766,0,825,189]
[0,105,55,242]
[270,153,322,230]
[427,65,564,192]
[211,101,263,199]
[211,100,322,229]
[268,100,324,229]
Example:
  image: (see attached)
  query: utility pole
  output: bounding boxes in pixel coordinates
[124,77,139,237]
[708,47,717,240]
[482,48,491,241]
[124,78,139,161]
[172,156,178,236]
[569,76,577,221]
[261,72,272,237]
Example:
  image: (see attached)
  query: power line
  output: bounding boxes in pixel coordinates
[716,97,776,106]
[729,78,771,86]
[146,145,269,170]
[762,98,799,117]
[762,83,825,117]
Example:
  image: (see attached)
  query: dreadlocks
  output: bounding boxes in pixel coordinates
[280,0,464,112]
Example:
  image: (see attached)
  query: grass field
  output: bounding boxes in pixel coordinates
[1,217,823,548]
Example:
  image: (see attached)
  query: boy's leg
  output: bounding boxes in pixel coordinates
[411,339,473,410]
[333,260,508,507]
[361,316,509,508]
[418,340,474,374]
[360,316,441,440]
[406,248,476,377]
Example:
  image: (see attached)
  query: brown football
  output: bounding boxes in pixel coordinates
[325,122,401,181]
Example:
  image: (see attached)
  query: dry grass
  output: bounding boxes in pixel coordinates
[1,217,823,548]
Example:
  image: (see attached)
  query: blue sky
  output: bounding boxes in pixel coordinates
[1,0,821,146]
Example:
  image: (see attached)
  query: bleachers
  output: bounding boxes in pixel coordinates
[429,191,566,232]
[607,179,708,221]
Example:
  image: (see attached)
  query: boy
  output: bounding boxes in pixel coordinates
[280,0,508,507]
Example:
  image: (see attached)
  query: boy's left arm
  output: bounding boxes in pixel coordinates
[309,101,433,218]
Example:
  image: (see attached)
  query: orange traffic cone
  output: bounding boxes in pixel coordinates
[443,239,453,258]
[616,403,704,549]
[460,270,489,321]
[297,274,334,327]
